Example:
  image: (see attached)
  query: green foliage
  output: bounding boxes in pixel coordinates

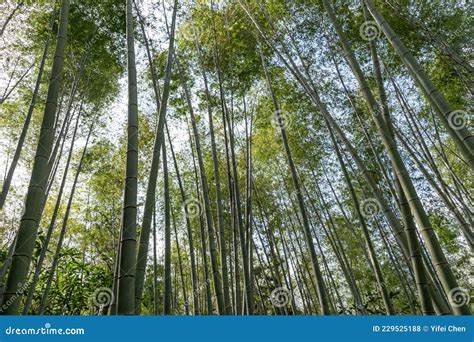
[0,0,471,316]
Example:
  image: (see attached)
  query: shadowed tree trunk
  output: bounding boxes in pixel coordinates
[38,119,94,314]
[0,1,23,36]
[239,1,452,314]
[166,122,199,314]
[117,0,139,315]
[260,48,331,315]
[187,122,213,314]
[0,12,52,209]
[200,60,232,314]
[152,205,158,315]
[163,141,172,315]
[0,0,70,315]
[397,181,435,315]
[171,209,189,314]
[133,0,178,313]
[176,57,226,315]
[327,123,395,315]
[22,108,81,315]
[323,0,470,315]
[364,0,474,170]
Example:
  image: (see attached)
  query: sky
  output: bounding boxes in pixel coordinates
[0,0,209,264]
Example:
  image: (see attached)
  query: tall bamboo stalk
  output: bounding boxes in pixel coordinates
[0,0,71,315]
[260,48,331,315]
[134,0,178,313]
[364,0,474,170]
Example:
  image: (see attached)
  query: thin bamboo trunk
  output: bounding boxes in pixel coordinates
[163,141,172,315]
[260,50,331,315]
[397,181,435,315]
[0,8,53,209]
[0,235,16,304]
[152,206,158,315]
[209,23,251,313]
[240,3,452,313]
[22,109,81,315]
[0,1,23,36]
[327,124,395,315]
[166,123,199,314]
[383,0,473,74]
[109,230,121,316]
[324,0,470,314]
[171,210,189,314]
[188,125,212,314]
[0,62,34,104]
[176,57,226,315]
[134,0,178,313]
[244,104,254,315]
[117,0,139,315]
[0,0,70,315]
[364,0,474,169]
[38,120,93,314]
[200,63,232,314]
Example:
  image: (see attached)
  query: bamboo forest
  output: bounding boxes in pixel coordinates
[0,0,472,317]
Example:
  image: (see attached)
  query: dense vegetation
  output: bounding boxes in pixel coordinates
[0,0,472,316]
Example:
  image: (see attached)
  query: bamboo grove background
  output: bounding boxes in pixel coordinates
[0,0,472,316]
